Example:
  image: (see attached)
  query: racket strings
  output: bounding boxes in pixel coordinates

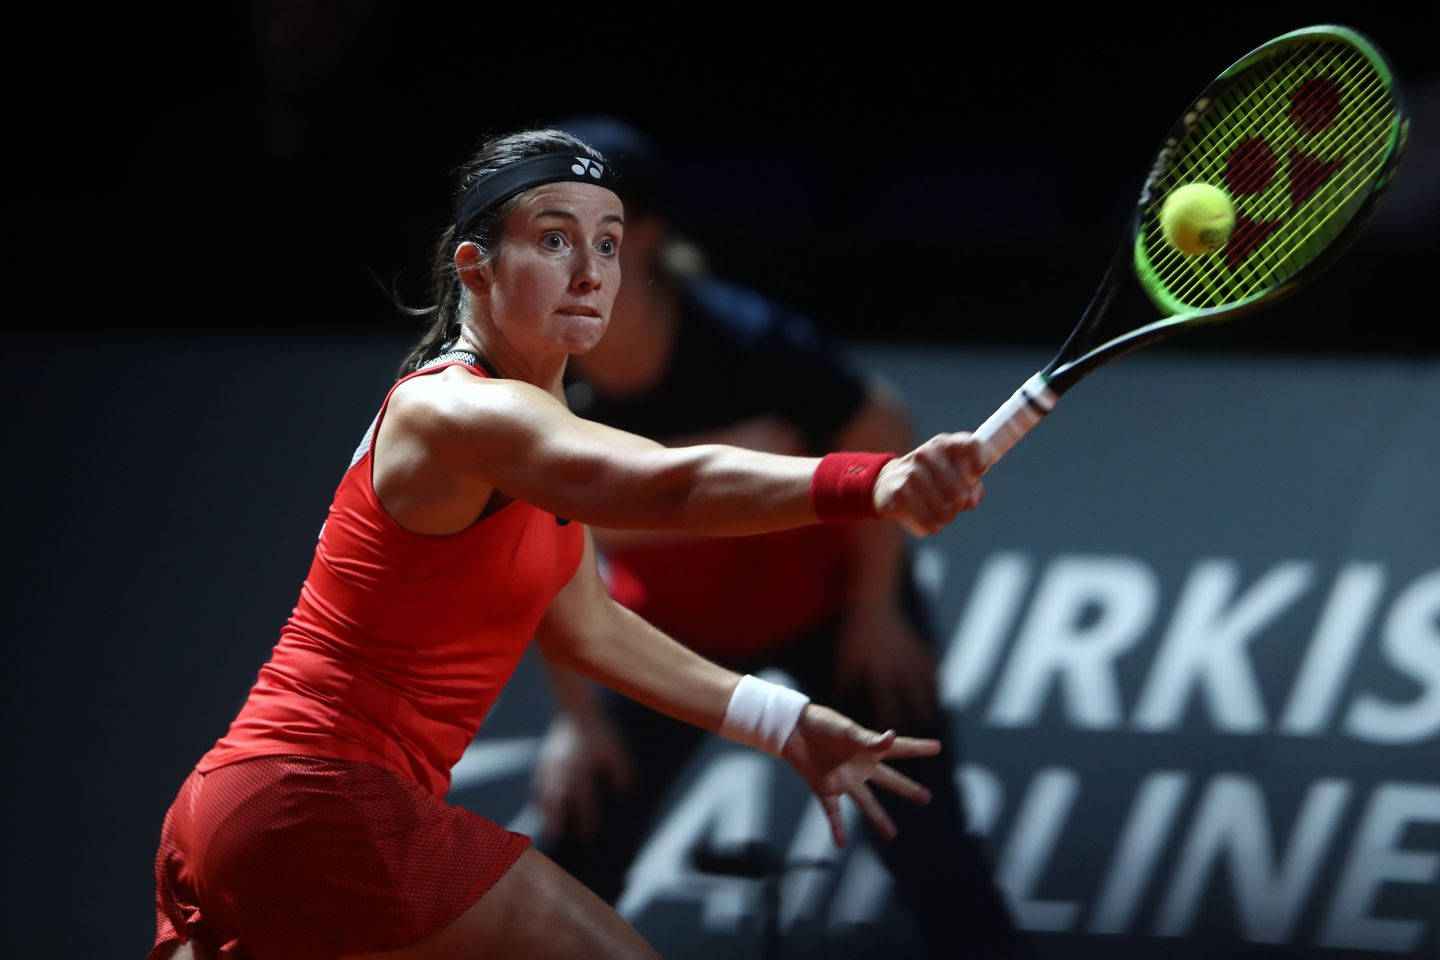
[1193,87,1388,302]
[1232,69,1393,287]
[1207,50,1379,227]
[1146,48,1315,306]
[1153,43,1384,289]
[1181,69,1388,302]
[1141,39,1396,309]
[1153,47,1390,303]
[1181,43,1354,191]
[1179,44,1319,183]
[1236,123,1392,289]
[1211,56,1387,287]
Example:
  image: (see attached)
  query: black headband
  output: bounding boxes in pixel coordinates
[454,153,619,237]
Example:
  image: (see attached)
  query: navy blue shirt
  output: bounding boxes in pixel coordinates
[567,277,868,452]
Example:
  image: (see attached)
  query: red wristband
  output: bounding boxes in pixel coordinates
[809,452,896,522]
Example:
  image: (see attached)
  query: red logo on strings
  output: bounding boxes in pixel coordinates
[1221,75,1347,271]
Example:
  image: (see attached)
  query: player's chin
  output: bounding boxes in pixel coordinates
[556,314,608,354]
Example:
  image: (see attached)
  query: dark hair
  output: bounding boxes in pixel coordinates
[397,129,606,377]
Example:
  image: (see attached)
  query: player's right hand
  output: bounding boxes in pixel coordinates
[873,433,988,536]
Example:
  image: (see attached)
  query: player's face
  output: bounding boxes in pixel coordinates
[487,182,624,357]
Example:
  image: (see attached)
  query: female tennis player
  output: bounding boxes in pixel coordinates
[150,128,989,960]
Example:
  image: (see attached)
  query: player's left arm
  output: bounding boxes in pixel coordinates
[535,528,737,732]
[536,527,942,846]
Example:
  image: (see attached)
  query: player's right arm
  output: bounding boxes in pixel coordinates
[385,370,988,537]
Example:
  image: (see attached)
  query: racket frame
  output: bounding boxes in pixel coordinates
[974,24,1409,465]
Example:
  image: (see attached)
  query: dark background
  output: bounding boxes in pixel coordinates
[6,5,1437,957]
[24,4,1439,352]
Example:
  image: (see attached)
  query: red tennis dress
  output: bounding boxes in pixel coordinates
[151,359,584,960]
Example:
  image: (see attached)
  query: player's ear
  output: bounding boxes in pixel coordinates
[454,242,491,297]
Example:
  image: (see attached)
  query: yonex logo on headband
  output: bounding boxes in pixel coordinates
[571,158,604,178]
[455,152,620,237]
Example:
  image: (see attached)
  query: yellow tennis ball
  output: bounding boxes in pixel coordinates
[1159,183,1235,255]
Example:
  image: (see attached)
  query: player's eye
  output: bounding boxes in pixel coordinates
[597,237,617,256]
[541,232,567,250]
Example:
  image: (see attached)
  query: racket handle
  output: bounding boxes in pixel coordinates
[973,372,1058,471]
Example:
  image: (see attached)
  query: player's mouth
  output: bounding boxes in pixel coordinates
[556,306,603,318]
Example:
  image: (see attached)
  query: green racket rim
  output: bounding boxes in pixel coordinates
[1220,25,1392,86]
[1131,25,1406,317]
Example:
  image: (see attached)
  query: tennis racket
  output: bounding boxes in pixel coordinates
[974,24,1409,467]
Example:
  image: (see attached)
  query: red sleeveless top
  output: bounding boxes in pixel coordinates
[199,360,584,797]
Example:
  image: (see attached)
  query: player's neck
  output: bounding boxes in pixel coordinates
[455,328,567,400]
[576,278,678,396]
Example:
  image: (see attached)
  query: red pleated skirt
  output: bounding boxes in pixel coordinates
[150,755,529,960]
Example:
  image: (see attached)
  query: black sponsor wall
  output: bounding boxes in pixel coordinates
[4,336,403,956]
[4,339,1436,957]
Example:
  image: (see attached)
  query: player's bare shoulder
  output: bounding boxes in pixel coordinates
[389,367,503,437]
[386,367,564,460]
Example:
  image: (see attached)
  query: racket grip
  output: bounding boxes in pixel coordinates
[973,372,1058,470]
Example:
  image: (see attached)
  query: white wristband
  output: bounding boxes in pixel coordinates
[720,675,811,755]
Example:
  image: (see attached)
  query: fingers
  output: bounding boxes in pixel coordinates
[939,433,987,513]
[882,433,990,536]
[882,465,948,535]
[885,735,942,759]
[848,782,897,841]
[927,432,988,491]
[905,449,954,524]
[864,727,897,751]
[961,479,985,513]
[944,433,991,483]
[851,723,933,760]
[896,513,933,538]
[869,762,933,806]
[915,436,969,504]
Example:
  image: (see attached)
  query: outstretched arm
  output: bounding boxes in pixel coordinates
[384,371,987,537]
[535,530,939,846]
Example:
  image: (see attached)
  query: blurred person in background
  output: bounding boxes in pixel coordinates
[532,117,1024,960]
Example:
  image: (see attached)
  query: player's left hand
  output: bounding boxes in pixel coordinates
[780,704,940,847]
[834,603,939,730]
